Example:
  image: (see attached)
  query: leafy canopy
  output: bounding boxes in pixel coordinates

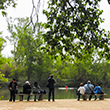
[43,0,110,60]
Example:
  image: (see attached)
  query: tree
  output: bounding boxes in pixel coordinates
[33,52,54,85]
[6,17,53,81]
[90,60,110,87]
[0,0,42,32]
[0,0,17,16]
[1,58,14,78]
[43,0,110,60]
[0,0,110,33]
[6,17,38,80]
[0,32,6,53]
[0,32,8,83]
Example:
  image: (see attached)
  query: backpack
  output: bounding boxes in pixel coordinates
[40,90,46,94]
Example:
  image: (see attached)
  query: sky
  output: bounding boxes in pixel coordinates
[0,0,110,57]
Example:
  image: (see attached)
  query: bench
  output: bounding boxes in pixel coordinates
[82,94,107,100]
[16,93,46,101]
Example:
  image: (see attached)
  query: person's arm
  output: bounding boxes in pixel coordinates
[38,85,41,89]
[78,87,80,91]
[48,78,50,82]
[94,87,96,92]
[9,82,12,90]
[84,84,86,88]
[84,87,85,92]
[30,85,32,89]
[16,82,18,88]
[84,84,86,91]
[54,78,56,83]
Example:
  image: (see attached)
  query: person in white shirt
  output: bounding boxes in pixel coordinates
[77,83,85,101]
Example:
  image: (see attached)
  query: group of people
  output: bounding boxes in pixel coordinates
[77,80,104,101]
[9,76,101,102]
[8,74,56,102]
[8,78,41,102]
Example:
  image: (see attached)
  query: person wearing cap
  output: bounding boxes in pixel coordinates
[48,74,56,101]
[84,80,94,101]
[22,81,31,101]
[8,78,18,102]
[77,83,85,101]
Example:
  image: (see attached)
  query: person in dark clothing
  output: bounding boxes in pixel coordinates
[33,81,42,101]
[8,78,18,102]
[22,81,31,101]
[48,74,56,101]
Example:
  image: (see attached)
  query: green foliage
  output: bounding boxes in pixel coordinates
[0,50,8,100]
[43,0,109,60]
[5,15,110,87]
[0,34,8,84]
[6,17,53,82]
[0,32,6,53]
[0,72,8,82]
[9,66,25,81]
[0,0,17,16]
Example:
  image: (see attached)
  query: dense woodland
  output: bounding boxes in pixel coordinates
[0,0,110,87]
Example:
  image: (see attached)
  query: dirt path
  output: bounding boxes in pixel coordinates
[0,99,110,110]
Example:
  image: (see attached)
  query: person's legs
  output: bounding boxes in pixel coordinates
[13,91,16,102]
[48,88,52,101]
[94,95,97,100]
[89,95,92,101]
[27,95,30,101]
[77,91,80,101]
[34,95,37,101]
[52,88,55,101]
[9,91,12,101]
[22,95,23,101]
[77,94,80,101]
[38,95,42,101]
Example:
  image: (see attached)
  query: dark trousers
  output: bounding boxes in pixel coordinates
[94,95,97,100]
[22,95,30,101]
[27,95,30,101]
[77,93,81,101]
[89,95,92,100]
[34,95,42,101]
[9,90,16,101]
[20,92,30,101]
[48,88,54,101]
[34,95,37,101]
[85,93,92,100]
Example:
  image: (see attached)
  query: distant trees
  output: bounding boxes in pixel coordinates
[6,17,53,83]
[1,0,110,87]
[52,58,110,87]
[1,21,110,87]
[0,32,8,83]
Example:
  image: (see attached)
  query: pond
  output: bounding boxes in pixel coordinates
[0,87,110,100]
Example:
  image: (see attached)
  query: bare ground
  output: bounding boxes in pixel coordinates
[0,99,110,110]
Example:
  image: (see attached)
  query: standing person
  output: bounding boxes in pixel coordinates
[84,80,94,101]
[33,81,41,101]
[48,74,56,102]
[22,81,31,101]
[77,83,85,101]
[8,78,18,102]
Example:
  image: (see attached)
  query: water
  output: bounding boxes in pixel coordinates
[0,87,109,100]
